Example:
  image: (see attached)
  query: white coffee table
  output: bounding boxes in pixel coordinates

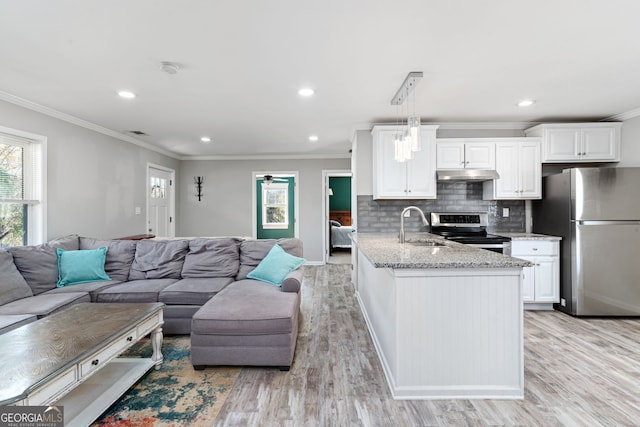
[0,302,164,427]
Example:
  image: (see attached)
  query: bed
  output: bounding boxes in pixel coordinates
[330,220,353,253]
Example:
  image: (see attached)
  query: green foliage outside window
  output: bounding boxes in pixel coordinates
[0,143,26,247]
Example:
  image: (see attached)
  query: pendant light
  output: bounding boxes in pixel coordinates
[391,72,423,162]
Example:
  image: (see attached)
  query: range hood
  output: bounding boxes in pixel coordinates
[437,169,500,182]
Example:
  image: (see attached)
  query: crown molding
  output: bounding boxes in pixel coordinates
[371,121,534,130]
[0,91,181,159]
[604,107,640,122]
[180,153,351,161]
[433,122,534,130]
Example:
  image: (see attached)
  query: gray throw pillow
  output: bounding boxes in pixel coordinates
[80,237,137,282]
[129,239,189,280]
[181,238,241,278]
[8,234,80,295]
[0,250,33,305]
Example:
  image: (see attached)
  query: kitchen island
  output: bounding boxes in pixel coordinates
[353,233,530,400]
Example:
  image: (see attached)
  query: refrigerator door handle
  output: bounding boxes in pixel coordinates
[575,220,640,226]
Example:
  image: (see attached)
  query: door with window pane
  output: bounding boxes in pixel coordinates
[256,176,295,239]
[148,166,174,238]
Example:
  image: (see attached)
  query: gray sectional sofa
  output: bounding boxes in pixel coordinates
[0,234,304,369]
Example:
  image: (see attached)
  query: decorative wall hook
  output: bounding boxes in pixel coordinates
[194,176,204,201]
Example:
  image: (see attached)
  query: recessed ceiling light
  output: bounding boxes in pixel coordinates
[200,137,211,143]
[118,90,136,99]
[308,135,319,142]
[298,88,315,97]
[518,99,535,107]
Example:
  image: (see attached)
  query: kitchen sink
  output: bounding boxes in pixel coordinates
[405,240,446,247]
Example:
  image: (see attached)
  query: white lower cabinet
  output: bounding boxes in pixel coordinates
[511,240,560,309]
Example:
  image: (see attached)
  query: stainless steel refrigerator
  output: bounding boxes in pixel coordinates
[532,167,640,316]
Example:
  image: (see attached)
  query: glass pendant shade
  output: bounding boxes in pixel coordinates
[394,133,406,162]
[408,116,421,152]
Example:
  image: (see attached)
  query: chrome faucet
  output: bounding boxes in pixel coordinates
[399,206,430,243]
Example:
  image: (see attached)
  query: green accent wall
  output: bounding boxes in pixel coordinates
[256,176,295,239]
[329,177,351,211]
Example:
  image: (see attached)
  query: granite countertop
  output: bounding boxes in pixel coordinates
[497,232,562,241]
[353,232,531,269]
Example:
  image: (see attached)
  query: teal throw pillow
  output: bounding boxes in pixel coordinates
[247,244,305,286]
[56,247,111,287]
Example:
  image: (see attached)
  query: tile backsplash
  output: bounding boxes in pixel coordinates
[357,182,525,233]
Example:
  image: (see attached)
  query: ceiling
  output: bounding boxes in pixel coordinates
[1,1,639,159]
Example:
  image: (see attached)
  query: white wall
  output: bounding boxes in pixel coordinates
[0,99,180,240]
[178,158,350,262]
[619,115,640,166]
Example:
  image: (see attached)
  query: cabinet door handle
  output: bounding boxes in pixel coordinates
[92,359,99,366]
[532,248,538,251]
[127,336,133,342]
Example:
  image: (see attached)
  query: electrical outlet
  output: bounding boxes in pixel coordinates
[561,298,566,307]
[502,207,510,217]
[135,207,141,215]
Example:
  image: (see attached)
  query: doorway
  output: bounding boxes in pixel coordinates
[147,164,175,238]
[252,172,299,239]
[323,170,352,264]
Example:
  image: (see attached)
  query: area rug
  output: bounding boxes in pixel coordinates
[92,336,240,427]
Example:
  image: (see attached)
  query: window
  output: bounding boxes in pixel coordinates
[262,182,288,229]
[150,176,166,199]
[0,130,45,247]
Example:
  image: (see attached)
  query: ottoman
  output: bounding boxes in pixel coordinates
[190,279,300,370]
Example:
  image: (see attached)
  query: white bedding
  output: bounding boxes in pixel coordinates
[331,225,353,248]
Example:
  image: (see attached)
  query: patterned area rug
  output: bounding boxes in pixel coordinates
[92,336,240,427]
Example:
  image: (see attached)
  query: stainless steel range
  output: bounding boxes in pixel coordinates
[430,212,511,255]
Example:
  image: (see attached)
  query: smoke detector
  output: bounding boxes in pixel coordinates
[160,61,180,75]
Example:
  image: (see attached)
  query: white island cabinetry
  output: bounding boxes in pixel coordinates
[354,233,526,400]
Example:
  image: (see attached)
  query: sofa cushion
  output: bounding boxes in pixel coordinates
[0,291,90,318]
[95,278,178,303]
[247,244,305,286]
[192,279,299,336]
[237,238,303,280]
[0,314,37,334]
[44,280,122,302]
[56,247,111,287]
[80,237,137,282]
[181,238,241,278]
[129,239,189,280]
[159,277,234,305]
[0,250,33,305]
[8,234,80,295]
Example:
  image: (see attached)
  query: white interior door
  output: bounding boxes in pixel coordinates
[147,165,175,237]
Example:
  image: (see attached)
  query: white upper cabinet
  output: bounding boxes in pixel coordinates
[524,123,621,162]
[372,125,439,199]
[436,139,495,169]
[483,139,541,200]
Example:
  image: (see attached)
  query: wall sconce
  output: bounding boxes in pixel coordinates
[194,176,204,201]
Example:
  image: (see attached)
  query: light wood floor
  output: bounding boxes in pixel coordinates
[215,265,640,426]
